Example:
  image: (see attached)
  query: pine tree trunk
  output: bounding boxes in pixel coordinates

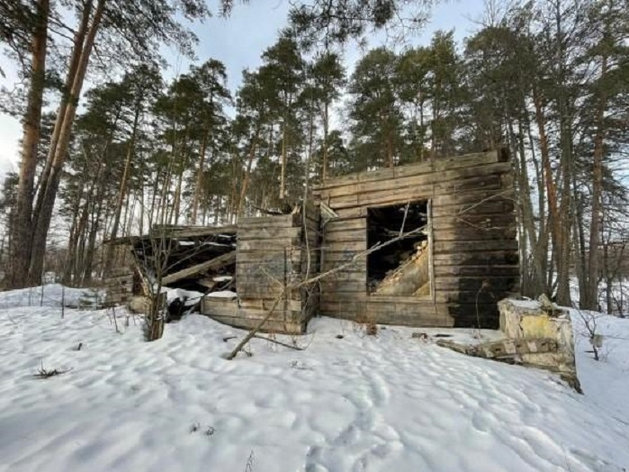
[34,0,92,224]
[533,88,566,301]
[104,106,140,274]
[83,190,106,285]
[322,102,329,181]
[238,126,261,217]
[9,0,50,288]
[172,170,184,225]
[584,53,608,310]
[191,131,209,224]
[279,120,287,200]
[28,0,105,285]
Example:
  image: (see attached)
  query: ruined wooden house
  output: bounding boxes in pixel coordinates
[112,150,518,333]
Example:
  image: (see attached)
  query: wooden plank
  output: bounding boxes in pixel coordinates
[238,226,301,241]
[238,215,294,227]
[321,252,366,265]
[319,271,367,282]
[324,165,506,202]
[238,285,301,298]
[431,213,515,229]
[434,265,520,277]
[238,298,302,311]
[321,301,454,327]
[432,201,510,218]
[325,229,366,243]
[238,240,300,251]
[433,239,518,254]
[316,151,499,191]
[433,290,517,304]
[321,240,367,252]
[237,251,302,264]
[432,227,517,242]
[326,175,503,210]
[434,276,520,292]
[433,251,519,266]
[334,207,368,219]
[324,218,366,232]
[161,251,236,285]
[431,188,515,208]
[320,280,366,293]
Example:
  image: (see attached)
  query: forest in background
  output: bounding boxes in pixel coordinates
[0,0,628,315]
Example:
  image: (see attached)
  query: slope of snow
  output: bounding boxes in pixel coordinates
[0,293,628,472]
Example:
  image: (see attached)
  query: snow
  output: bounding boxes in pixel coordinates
[0,284,103,309]
[205,290,237,299]
[212,275,233,282]
[571,310,629,425]
[507,298,544,310]
[159,287,205,305]
[0,289,628,472]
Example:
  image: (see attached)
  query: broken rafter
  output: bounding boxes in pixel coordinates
[161,251,236,285]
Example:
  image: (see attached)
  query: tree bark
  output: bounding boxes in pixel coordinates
[104,105,140,274]
[191,130,209,224]
[9,0,50,288]
[34,0,92,224]
[322,101,329,181]
[584,52,608,310]
[28,0,106,284]
[279,120,287,200]
[238,125,261,217]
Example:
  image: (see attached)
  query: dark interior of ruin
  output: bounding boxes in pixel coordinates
[367,201,430,295]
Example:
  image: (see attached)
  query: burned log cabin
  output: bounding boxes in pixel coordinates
[314,149,519,329]
[110,150,518,333]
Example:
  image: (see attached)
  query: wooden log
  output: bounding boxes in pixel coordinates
[238,215,294,228]
[238,240,301,251]
[322,168,504,201]
[326,175,505,210]
[161,251,236,285]
[325,218,366,232]
[325,229,367,243]
[432,227,517,242]
[315,151,499,191]
[237,226,301,241]
[434,265,520,277]
[433,239,518,254]
[433,251,519,266]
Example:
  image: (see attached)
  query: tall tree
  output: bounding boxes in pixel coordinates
[7,0,50,288]
[348,47,403,169]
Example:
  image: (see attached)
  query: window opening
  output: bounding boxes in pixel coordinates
[367,201,430,297]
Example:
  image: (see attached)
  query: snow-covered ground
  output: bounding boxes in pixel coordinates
[0,287,628,472]
[0,283,103,309]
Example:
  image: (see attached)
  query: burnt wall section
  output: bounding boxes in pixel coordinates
[314,150,519,329]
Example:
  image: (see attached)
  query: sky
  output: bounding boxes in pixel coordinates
[0,0,486,180]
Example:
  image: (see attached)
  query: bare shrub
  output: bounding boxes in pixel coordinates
[34,361,71,379]
[576,310,604,361]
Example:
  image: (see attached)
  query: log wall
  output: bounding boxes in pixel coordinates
[202,209,320,334]
[314,150,519,328]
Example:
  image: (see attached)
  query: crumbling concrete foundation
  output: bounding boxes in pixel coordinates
[498,298,580,391]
